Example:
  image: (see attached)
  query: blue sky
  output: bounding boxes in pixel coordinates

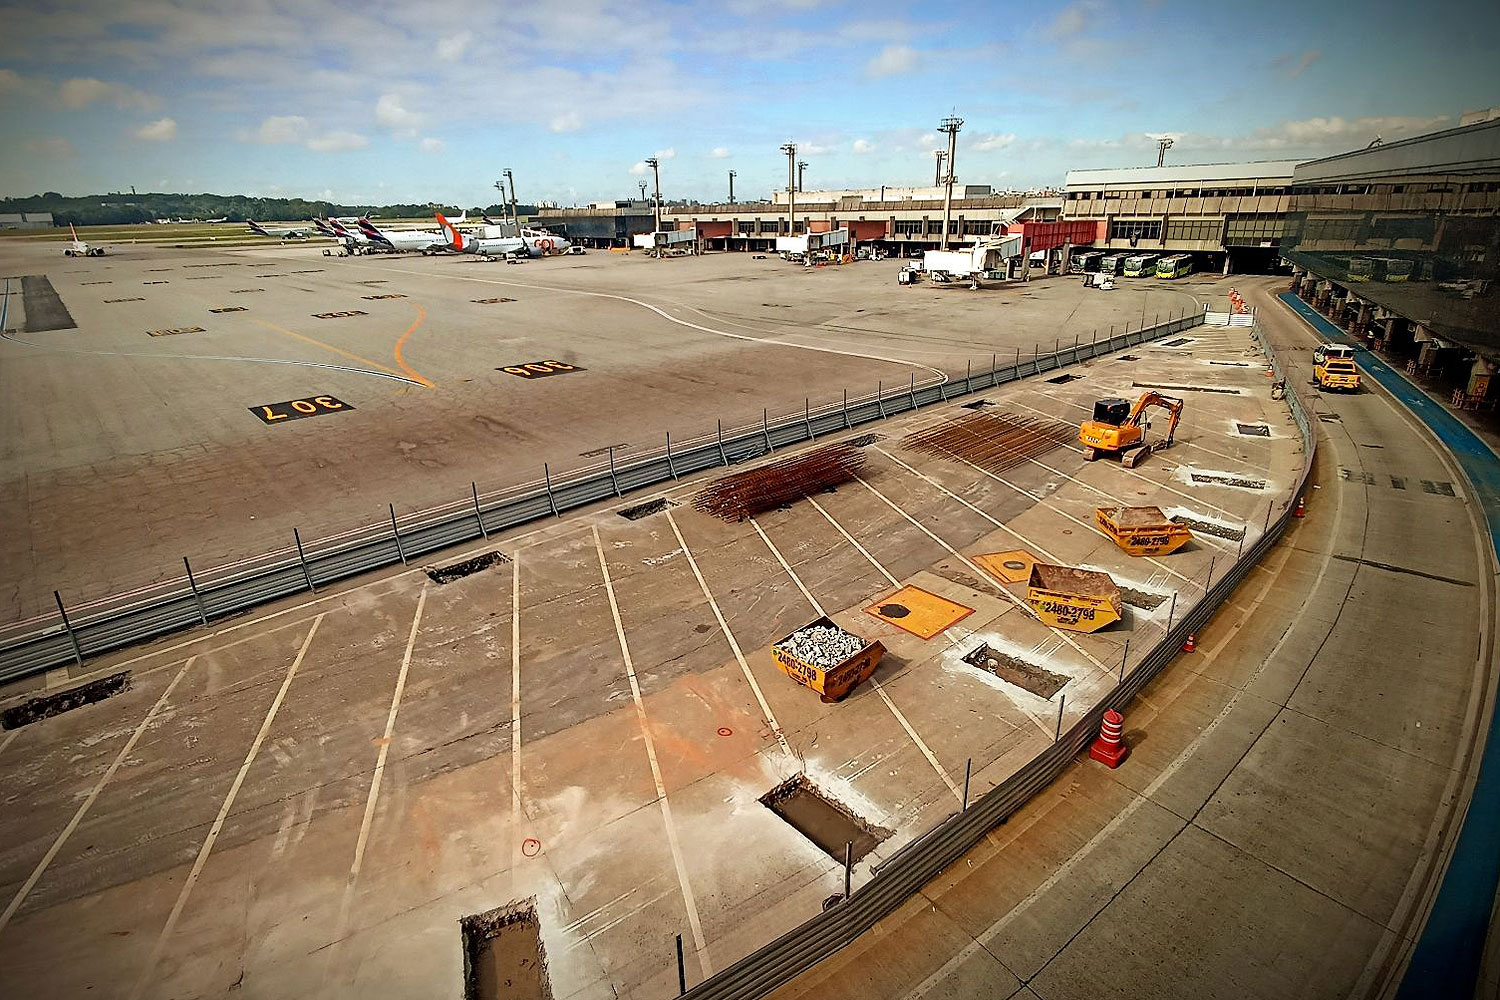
[0,0,1496,205]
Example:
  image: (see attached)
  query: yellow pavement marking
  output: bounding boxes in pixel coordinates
[666,511,791,756]
[325,587,428,988]
[131,617,323,1000]
[866,585,975,640]
[591,526,711,981]
[391,302,435,387]
[251,316,412,384]
[0,656,197,938]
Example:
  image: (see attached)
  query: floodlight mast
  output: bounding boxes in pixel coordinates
[938,116,963,250]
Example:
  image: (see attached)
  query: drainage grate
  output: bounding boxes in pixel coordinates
[1045,373,1082,384]
[460,899,550,1000]
[618,498,677,520]
[2,671,131,730]
[209,306,247,314]
[1132,381,1241,395]
[961,643,1069,699]
[1189,472,1267,490]
[1169,514,1246,541]
[425,551,510,585]
[1390,477,1406,490]
[760,775,890,862]
[1235,423,1271,437]
[1422,480,1457,496]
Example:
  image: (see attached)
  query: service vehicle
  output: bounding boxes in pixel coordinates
[1313,343,1361,391]
[1079,391,1185,467]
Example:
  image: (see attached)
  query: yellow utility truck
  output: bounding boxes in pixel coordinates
[1313,344,1361,392]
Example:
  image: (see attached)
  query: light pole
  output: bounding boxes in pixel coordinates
[728,170,736,204]
[797,160,808,193]
[644,157,662,234]
[1156,136,1173,167]
[938,115,963,250]
[492,179,506,232]
[638,180,648,202]
[503,168,520,236]
[780,142,797,238]
[934,149,946,186]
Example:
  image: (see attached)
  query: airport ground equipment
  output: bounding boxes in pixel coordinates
[1313,343,1361,391]
[1079,391,1185,467]
[1026,564,1123,633]
[772,617,885,702]
[1095,506,1193,556]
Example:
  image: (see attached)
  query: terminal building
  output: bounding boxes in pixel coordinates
[1060,160,1301,275]
[1283,117,1500,411]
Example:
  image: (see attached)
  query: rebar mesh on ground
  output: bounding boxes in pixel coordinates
[901,411,1076,475]
[694,444,866,522]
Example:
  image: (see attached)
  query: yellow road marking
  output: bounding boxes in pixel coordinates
[392,302,434,387]
[251,317,411,383]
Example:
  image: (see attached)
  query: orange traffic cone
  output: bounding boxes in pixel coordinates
[1294,496,1306,518]
[1182,632,1197,653]
[1089,709,1129,768]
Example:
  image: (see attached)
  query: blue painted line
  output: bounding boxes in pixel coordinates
[1280,291,1500,999]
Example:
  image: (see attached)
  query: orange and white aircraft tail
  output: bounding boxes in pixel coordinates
[435,213,465,250]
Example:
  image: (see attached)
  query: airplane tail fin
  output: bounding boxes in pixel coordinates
[357,218,391,245]
[436,213,463,250]
[247,220,269,236]
[69,223,80,242]
[454,210,466,223]
[328,219,351,236]
[313,218,334,236]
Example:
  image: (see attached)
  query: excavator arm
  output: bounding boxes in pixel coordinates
[1120,392,1184,467]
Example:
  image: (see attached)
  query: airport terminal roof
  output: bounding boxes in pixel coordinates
[1064,160,1302,188]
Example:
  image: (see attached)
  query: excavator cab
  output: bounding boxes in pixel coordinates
[1080,391,1185,468]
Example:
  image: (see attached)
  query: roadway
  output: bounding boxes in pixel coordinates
[764,276,1500,1000]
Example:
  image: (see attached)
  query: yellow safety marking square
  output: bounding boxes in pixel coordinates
[865,585,974,640]
[974,550,1041,584]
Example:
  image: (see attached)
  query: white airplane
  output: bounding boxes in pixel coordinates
[247,219,314,239]
[357,218,449,254]
[326,218,381,252]
[436,213,570,259]
[63,223,105,257]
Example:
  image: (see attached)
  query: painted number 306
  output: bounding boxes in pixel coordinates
[250,395,354,424]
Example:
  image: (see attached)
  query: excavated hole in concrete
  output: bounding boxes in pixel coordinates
[425,551,510,585]
[1119,587,1169,610]
[847,433,885,447]
[1169,514,1246,541]
[1117,355,1141,361]
[460,898,551,1000]
[1317,413,1342,423]
[760,774,890,862]
[618,498,677,521]
[961,643,1069,699]
[1045,373,1082,384]
[1162,338,1196,347]
[960,399,995,410]
[1189,472,1267,491]
[1235,423,1271,437]
[2,671,131,730]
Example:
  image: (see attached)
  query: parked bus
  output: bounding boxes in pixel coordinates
[1376,257,1413,282]
[1156,254,1193,279]
[1347,257,1376,282]
[1098,253,1128,276]
[1123,253,1160,277]
[1069,250,1104,274]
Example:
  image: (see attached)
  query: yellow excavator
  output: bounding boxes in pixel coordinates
[1079,391,1185,467]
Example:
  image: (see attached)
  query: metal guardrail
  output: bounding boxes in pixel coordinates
[674,317,1314,1000]
[0,311,1207,683]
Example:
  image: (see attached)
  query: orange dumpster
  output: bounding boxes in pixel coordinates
[772,616,885,703]
[1094,505,1192,557]
[1027,564,1123,633]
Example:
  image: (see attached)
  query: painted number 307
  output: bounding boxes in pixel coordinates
[250,395,354,424]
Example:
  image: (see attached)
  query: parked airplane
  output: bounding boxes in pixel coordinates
[356,218,449,254]
[247,220,314,239]
[63,223,105,256]
[436,213,570,259]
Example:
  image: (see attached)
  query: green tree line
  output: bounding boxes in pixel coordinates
[0,192,534,226]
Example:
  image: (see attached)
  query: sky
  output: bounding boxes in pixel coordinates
[0,0,1496,206]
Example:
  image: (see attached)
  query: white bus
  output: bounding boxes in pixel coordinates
[1070,250,1104,274]
[1123,253,1160,277]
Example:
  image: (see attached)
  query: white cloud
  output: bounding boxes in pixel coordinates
[629,161,649,176]
[974,132,1017,151]
[919,132,937,147]
[375,93,421,131]
[307,130,368,152]
[23,136,73,159]
[550,111,582,132]
[436,30,473,61]
[1046,3,1091,39]
[246,114,309,144]
[866,44,918,77]
[60,76,158,110]
[710,146,730,159]
[654,147,675,159]
[419,136,445,153]
[852,138,875,154]
[135,117,177,141]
